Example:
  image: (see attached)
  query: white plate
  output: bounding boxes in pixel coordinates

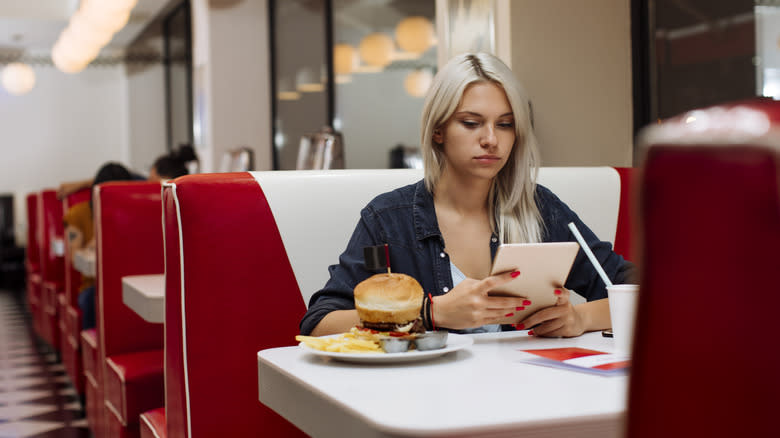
[299,333,474,364]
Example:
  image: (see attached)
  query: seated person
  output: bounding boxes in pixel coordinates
[148,144,198,181]
[57,144,198,198]
[64,162,134,330]
[300,53,634,338]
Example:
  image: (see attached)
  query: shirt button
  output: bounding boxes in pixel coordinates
[442,287,449,292]
[491,237,498,243]
[439,252,446,258]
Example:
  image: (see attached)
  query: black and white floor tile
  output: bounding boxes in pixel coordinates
[0,290,90,438]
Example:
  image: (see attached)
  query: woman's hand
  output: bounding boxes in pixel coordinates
[516,288,587,337]
[432,270,530,330]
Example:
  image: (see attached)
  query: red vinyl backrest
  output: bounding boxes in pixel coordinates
[25,192,40,271]
[39,190,65,287]
[613,167,636,261]
[163,172,306,437]
[628,100,780,437]
[162,180,186,438]
[94,181,164,360]
[63,188,91,305]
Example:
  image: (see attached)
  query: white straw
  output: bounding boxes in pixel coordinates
[567,222,613,288]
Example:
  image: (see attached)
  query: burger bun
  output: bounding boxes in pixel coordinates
[354,273,424,324]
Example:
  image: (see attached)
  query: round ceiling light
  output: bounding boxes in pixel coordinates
[1,63,36,96]
[359,33,395,68]
[395,16,435,54]
[334,43,358,75]
[404,69,433,98]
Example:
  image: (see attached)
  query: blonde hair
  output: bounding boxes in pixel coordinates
[420,52,542,243]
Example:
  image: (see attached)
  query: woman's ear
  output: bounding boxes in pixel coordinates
[432,129,443,144]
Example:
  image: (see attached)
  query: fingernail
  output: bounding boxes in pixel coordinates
[554,289,562,295]
[528,330,535,336]
[511,271,521,278]
[516,323,525,330]
[522,299,531,306]
[504,312,514,317]
[515,306,525,311]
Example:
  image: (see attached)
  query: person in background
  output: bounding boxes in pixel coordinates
[56,144,198,198]
[63,162,133,330]
[300,52,634,338]
[148,144,198,181]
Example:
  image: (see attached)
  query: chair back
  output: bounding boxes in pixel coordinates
[39,190,65,287]
[94,181,164,362]
[613,167,636,261]
[628,99,780,437]
[25,192,40,273]
[162,172,308,437]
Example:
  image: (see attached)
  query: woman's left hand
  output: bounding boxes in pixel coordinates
[516,287,587,338]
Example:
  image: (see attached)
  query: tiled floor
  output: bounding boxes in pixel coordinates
[0,289,90,438]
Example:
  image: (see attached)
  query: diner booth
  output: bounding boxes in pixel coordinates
[13,99,780,438]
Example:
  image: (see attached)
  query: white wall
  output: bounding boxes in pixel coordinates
[509,0,633,166]
[0,65,129,244]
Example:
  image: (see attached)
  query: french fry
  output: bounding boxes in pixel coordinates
[296,333,383,353]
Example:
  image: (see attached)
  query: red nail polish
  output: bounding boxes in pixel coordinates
[522,299,531,306]
[528,330,535,336]
[554,289,561,295]
[515,306,525,311]
[504,312,514,317]
[516,323,525,330]
[511,271,521,278]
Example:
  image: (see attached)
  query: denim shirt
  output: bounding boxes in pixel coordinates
[299,179,634,335]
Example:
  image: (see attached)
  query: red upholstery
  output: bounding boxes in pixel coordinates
[162,172,306,437]
[105,350,165,427]
[613,167,636,261]
[81,329,103,436]
[140,408,166,438]
[25,193,42,335]
[627,99,780,437]
[60,188,91,395]
[92,181,165,437]
[39,190,65,350]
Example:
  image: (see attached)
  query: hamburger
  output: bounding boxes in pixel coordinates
[354,273,425,334]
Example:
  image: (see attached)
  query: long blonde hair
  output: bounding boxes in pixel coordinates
[420,53,542,243]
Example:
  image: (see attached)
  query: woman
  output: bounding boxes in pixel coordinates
[300,53,634,338]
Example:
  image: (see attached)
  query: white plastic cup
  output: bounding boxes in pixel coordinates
[607,284,639,355]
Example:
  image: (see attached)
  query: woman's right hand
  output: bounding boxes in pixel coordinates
[432,270,529,330]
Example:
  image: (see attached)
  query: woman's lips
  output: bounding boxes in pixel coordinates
[474,155,501,164]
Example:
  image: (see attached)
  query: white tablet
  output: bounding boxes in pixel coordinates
[488,242,579,324]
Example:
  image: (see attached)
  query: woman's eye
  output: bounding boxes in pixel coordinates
[461,120,479,128]
[498,121,515,129]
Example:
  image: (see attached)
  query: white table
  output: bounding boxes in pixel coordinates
[73,248,96,277]
[258,331,627,438]
[122,274,165,323]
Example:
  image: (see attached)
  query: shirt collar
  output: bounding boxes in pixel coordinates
[413,180,442,241]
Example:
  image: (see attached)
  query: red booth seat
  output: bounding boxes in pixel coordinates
[628,99,780,437]
[81,329,101,434]
[105,350,165,427]
[140,407,166,438]
[38,189,66,351]
[161,172,311,437]
[613,167,636,261]
[89,181,165,438]
[25,193,42,336]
